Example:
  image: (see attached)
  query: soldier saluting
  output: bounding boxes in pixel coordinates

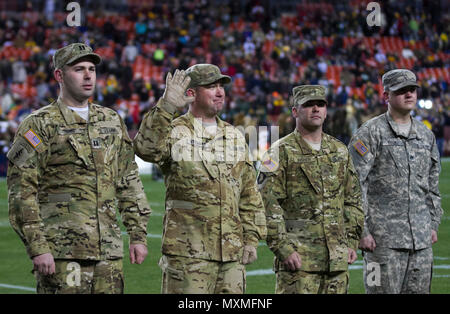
[7,43,151,293]
[134,64,266,294]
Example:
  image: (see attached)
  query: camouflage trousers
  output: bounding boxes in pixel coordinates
[159,255,246,294]
[275,270,349,294]
[363,247,433,294]
[35,259,124,294]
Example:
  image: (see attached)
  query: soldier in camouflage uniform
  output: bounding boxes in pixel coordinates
[259,85,363,294]
[134,64,267,294]
[349,69,443,294]
[7,43,151,294]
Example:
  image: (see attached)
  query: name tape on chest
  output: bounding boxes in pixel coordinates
[353,139,368,156]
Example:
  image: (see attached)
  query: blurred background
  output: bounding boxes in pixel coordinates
[0,0,449,177]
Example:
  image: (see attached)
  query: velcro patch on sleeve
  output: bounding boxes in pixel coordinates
[7,139,32,167]
[353,139,368,157]
[23,129,42,149]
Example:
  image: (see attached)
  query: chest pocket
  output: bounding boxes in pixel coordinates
[408,141,432,187]
[49,127,92,168]
[379,138,405,177]
[91,124,122,165]
[320,153,345,194]
[100,126,121,163]
[222,142,246,177]
[409,142,431,166]
[287,156,319,196]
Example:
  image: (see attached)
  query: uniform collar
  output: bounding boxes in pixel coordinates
[385,111,422,140]
[56,98,100,125]
[186,110,228,140]
[293,129,336,155]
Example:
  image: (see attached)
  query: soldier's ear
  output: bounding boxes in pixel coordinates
[186,88,195,97]
[292,105,299,118]
[54,69,63,83]
[383,91,390,104]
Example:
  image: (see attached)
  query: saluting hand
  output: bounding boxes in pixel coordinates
[162,69,195,108]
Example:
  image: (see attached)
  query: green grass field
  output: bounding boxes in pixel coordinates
[0,160,449,294]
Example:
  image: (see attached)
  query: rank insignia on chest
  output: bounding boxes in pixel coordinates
[353,139,368,156]
[92,138,102,149]
[23,129,42,149]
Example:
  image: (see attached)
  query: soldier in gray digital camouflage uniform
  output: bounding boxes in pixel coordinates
[348,69,443,294]
[259,85,364,294]
[134,64,267,294]
[7,43,151,294]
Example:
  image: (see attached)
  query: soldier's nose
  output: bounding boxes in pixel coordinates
[216,87,225,96]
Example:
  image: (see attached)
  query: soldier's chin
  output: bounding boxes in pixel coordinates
[82,90,95,99]
[74,93,94,104]
[214,103,224,112]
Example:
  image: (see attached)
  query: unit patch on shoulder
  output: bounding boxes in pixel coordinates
[7,138,32,167]
[353,139,368,156]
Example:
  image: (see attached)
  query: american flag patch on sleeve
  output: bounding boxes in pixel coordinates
[262,157,278,172]
[353,139,368,156]
[23,129,42,149]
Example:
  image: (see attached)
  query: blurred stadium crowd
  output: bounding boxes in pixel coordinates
[0,0,449,175]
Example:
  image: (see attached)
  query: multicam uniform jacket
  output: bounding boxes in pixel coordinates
[259,129,363,272]
[7,99,150,260]
[134,98,266,262]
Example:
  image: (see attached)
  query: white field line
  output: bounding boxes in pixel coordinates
[247,264,450,276]
[349,264,450,270]
[1,264,449,291]
[121,231,161,239]
[247,269,274,276]
[0,283,35,292]
[1,269,449,292]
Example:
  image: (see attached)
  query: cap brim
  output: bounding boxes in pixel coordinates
[194,75,232,88]
[66,53,102,66]
[297,96,328,106]
[388,81,419,91]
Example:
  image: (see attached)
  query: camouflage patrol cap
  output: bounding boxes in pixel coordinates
[382,69,419,92]
[53,43,102,69]
[293,85,327,106]
[185,64,231,88]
